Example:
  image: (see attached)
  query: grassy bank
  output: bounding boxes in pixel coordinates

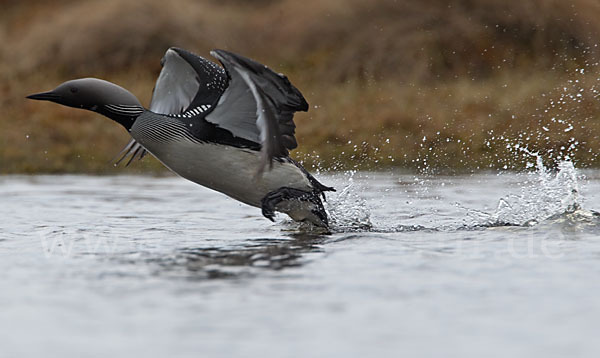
[3,0,600,173]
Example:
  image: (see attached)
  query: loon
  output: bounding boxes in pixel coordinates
[27,48,335,227]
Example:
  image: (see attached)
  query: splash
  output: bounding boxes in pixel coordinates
[480,154,583,226]
[325,171,373,232]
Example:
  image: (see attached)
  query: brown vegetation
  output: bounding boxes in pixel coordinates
[2,0,600,173]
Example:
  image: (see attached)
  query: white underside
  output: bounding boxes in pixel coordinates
[134,137,313,210]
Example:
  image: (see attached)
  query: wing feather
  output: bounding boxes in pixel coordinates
[207,49,309,172]
[114,47,227,166]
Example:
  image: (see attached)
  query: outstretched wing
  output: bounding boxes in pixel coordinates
[207,49,308,173]
[115,47,227,166]
[150,47,227,114]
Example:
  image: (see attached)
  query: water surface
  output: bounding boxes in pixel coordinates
[1,167,600,357]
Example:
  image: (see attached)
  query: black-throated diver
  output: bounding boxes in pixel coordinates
[27,48,334,227]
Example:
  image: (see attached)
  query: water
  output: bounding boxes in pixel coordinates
[2,167,600,357]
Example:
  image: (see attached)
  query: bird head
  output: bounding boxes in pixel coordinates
[27,78,142,111]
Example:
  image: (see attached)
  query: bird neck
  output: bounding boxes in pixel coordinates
[96,104,145,130]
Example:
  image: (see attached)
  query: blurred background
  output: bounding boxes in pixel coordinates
[3,0,600,173]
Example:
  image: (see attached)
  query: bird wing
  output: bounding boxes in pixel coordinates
[150,47,227,114]
[207,49,308,173]
[114,48,228,166]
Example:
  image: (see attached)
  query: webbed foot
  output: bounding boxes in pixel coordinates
[261,187,329,227]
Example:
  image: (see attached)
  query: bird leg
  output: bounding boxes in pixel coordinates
[260,187,328,227]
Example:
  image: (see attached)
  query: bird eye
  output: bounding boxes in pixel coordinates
[70,87,78,93]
